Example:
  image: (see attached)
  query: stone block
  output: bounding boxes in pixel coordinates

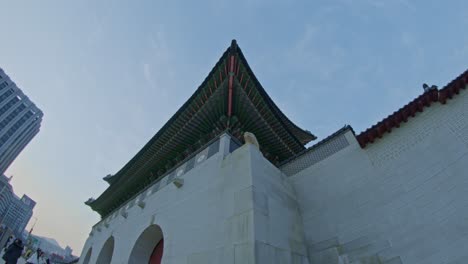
[292,253,308,264]
[275,247,291,264]
[309,247,340,264]
[382,256,403,264]
[291,214,306,242]
[268,201,291,250]
[255,241,275,263]
[234,187,254,215]
[346,240,391,262]
[309,237,340,252]
[341,235,377,254]
[352,255,381,264]
[253,188,269,216]
[223,247,235,264]
[254,210,269,243]
[187,248,223,264]
[234,242,255,264]
[289,239,307,256]
[226,210,254,244]
[161,255,188,264]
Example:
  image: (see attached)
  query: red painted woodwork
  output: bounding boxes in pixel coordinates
[227,55,235,117]
[149,239,164,264]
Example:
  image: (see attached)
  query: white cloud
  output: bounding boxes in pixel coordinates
[141,25,177,102]
[143,63,156,89]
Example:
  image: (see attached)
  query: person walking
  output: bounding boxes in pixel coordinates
[2,239,24,264]
[26,248,44,264]
[1,236,14,257]
[3,236,13,250]
[38,251,47,264]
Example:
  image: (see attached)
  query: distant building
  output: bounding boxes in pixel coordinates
[0,68,43,175]
[0,174,36,238]
[0,174,13,218]
[65,246,73,257]
[30,234,75,261]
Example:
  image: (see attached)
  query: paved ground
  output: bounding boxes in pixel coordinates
[0,257,27,264]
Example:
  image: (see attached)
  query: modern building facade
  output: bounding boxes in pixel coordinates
[0,174,13,216]
[0,68,43,175]
[79,41,468,264]
[0,174,36,238]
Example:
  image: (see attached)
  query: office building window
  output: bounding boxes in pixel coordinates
[0,97,20,116]
[0,110,32,147]
[0,89,13,103]
[0,81,7,90]
[0,104,26,131]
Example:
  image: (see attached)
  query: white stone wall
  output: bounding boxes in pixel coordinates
[232,143,310,264]
[289,89,468,263]
[79,135,309,264]
[79,137,228,264]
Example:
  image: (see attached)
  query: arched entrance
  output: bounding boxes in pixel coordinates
[96,236,114,264]
[82,248,92,264]
[149,239,164,264]
[128,225,163,264]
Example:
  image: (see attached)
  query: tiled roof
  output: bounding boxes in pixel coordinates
[357,69,468,148]
[88,40,316,217]
[279,125,354,166]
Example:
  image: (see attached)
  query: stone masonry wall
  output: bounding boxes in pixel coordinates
[288,88,468,264]
[79,135,310,264]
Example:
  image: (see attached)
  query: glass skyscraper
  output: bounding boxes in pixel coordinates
[0,68,43,175]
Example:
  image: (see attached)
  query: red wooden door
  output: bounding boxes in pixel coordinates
[149,239,164,264]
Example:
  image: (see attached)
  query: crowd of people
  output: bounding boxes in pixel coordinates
[1,236,50,264]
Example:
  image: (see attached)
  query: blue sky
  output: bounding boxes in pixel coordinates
[1,0,466,254]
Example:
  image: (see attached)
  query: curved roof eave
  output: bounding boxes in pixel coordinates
[88,40,316,215]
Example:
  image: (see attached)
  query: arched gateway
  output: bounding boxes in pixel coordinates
[96,236,114,264]
[128,225,164,264]
[149,239,164,264]
[81,248,92,264]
